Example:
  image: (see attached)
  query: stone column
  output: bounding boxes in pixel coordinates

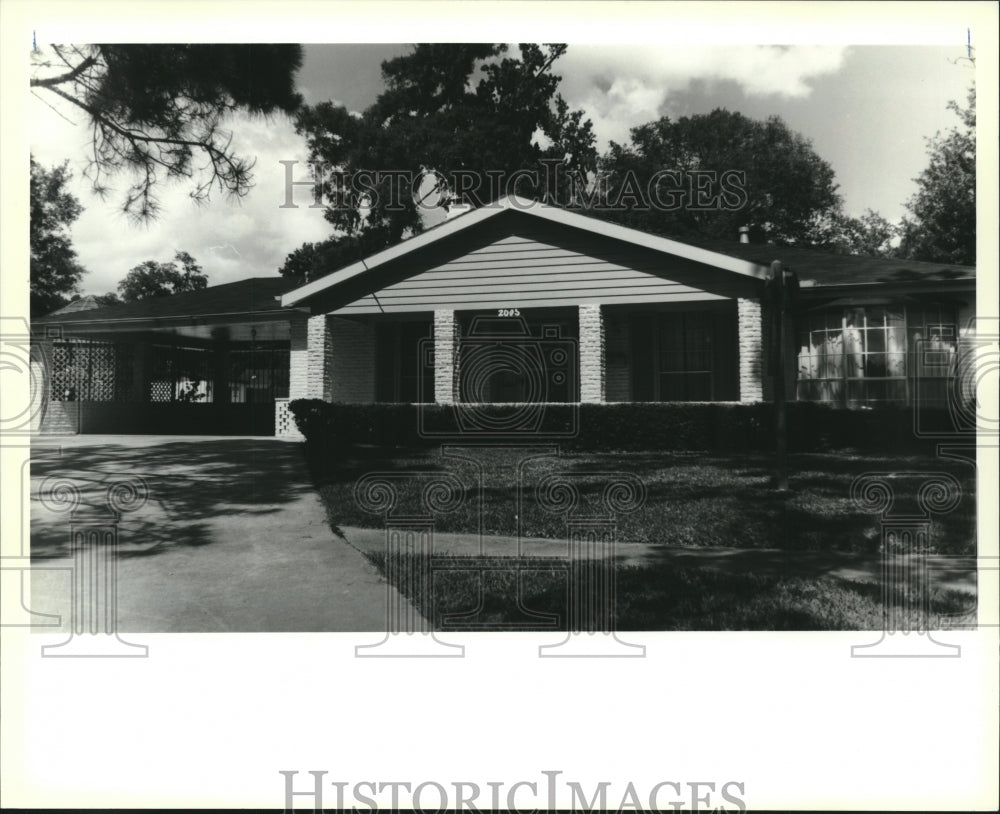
[307,314,333,401]
[434,309,457,404]
[289,315,332,401]
[737,297,765,402]
[579,304,605,403]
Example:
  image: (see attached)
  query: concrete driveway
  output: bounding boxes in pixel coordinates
[28,435,415,632]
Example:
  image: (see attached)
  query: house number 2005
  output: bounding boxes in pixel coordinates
[498,308,521,317]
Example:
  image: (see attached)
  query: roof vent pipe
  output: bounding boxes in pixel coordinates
[738,225,750,244]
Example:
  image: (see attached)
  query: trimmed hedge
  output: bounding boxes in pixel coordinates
[288,399,958,454]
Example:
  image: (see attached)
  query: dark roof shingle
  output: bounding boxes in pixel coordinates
[675,237,975,287]
[34,277,300,324]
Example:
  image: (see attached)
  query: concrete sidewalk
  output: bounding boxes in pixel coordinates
[341,525,977,596]
[29,436,412,632]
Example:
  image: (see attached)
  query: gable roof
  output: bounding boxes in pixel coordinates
[281,196,974,308]
[281,195,773,308]
[34,277,301,326]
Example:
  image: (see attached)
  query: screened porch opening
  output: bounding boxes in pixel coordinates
[455,309,579,404]
[375,318,434,403]
[628,303,739,402]
[149,344,215,403]
[229,346,290,404]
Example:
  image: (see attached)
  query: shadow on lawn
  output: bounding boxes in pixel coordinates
[367,553,974,631]
[313,446,977,555]
[30,440,313,560]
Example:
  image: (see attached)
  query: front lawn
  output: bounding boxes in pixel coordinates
[314,447,976,555]
[365,552,974,631]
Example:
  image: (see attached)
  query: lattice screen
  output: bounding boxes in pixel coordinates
[274,399,301,437]
[50,340,134,402]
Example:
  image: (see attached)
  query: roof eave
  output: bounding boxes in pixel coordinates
[33,307,303,331]
[280,195,772,308]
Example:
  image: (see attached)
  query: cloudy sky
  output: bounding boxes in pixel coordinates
[29,42,974,298]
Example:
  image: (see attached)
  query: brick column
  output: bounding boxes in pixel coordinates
[579,304,605,403]
[737,297,765,402]
[434,310,457,404]
[306,314,333,400]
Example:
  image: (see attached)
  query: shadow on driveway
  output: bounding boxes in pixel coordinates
[31,437,313,559]
[29,436,411,632]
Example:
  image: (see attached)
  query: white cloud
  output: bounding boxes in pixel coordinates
[558,44,849,148]
[27,43,850,297]
[30,99,331,296]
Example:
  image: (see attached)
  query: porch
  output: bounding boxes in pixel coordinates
[287,300,768,411]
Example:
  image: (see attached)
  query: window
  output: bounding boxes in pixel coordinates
[909,305,958,407]
[657,312,714,400]
[375,320,434,403]
[796,304,956,406]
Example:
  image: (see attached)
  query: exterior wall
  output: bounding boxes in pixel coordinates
[37,400,79,434]
[605,309,631,402]
[579,304,605,403]
[329,317,375,402]
[737,297,766,402]
[288,317,310,400]
[434,310,457,404]
[332,232,749,315]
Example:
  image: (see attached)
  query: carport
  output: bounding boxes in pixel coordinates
[31,278,304,436]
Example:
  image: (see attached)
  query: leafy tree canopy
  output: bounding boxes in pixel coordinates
[284,44,596,280]
[117,251,208,302]
[898,84,975,265]
[30,44,303,221]
[598,109,843,246]
[30,156,88,316]
[804,208,900,258]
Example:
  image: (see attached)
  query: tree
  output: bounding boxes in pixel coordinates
[804,208,899,257]
[597,109,842,246]
[30,44,303,221]
[117,251,208,302]
[284,44,597,279]
[30,156,88,316]
[832,209,899,257]
[898,84,975,265]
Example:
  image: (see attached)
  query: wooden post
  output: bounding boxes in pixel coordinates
[771,260,789,491]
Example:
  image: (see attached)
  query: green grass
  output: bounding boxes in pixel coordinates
[366,552,975,631]
[317,448,976,554]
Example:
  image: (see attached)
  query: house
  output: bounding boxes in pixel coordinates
[31,196,976,437]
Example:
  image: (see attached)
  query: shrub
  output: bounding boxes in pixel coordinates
[288,399,946,456]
